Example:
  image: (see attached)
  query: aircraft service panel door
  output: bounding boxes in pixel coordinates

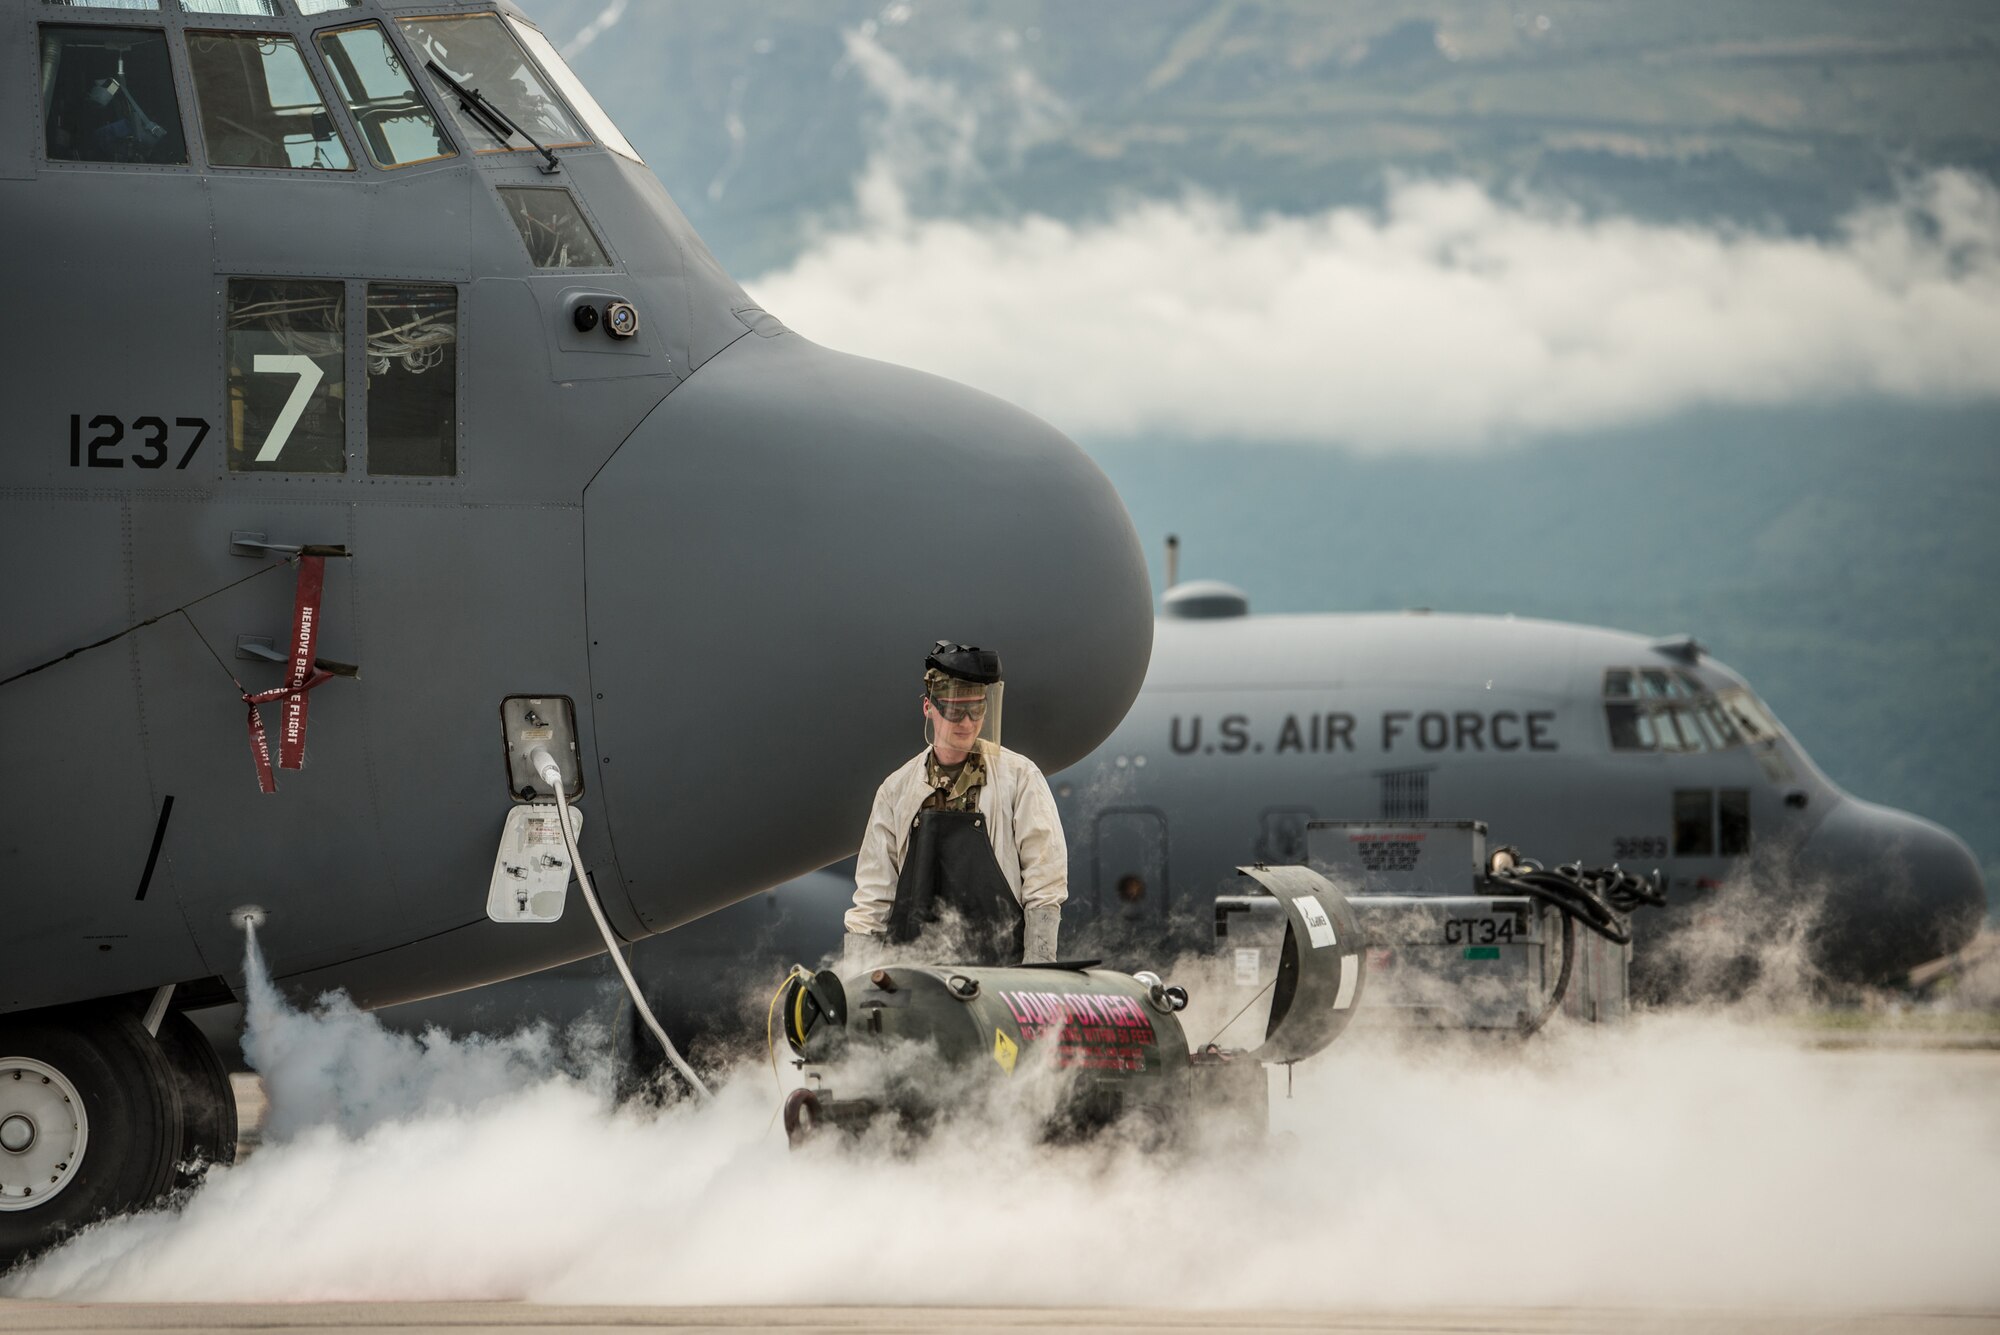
[1094,808,1169,924]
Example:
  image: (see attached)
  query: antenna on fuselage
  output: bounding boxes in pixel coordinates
[1165,533,1180,591]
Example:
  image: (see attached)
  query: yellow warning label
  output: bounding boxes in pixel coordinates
[992,1028,1019,1075]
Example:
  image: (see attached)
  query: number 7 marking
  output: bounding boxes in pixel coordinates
[252,355,324,463]
[176,417,210,469]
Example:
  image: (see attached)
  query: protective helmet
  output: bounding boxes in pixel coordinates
[924,640,1001,685]
[922,640,1002,753]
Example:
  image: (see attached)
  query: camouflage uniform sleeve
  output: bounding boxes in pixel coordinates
[846,771,904,935]
[1013,759,1068,910]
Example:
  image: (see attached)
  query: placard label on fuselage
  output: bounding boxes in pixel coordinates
[1169,710,1560,756]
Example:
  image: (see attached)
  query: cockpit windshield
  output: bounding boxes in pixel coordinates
[1602,667,1790,773]
[397,13,582,154]
[504,17,642,163]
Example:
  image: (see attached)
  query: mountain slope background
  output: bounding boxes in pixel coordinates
[524,1,2000,915]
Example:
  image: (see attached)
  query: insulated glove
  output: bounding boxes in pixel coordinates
[1023,905,1060,964]
[841,931,881,972]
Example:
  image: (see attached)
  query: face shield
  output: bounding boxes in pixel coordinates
[923,675,1002,757]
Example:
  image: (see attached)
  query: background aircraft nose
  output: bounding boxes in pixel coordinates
[582,331,1153,934]
[1797,796,1988,983]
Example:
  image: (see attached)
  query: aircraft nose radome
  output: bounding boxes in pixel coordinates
[581,332,1153,932]
[1800,797,1988,983]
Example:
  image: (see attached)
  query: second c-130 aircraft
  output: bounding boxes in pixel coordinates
[403,574,1986,1053]
[0,0,1152,1265]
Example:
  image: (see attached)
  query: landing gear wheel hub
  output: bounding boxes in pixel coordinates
[0,1058,89,1212]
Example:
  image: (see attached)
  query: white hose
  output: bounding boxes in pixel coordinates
[536,751,711,1102]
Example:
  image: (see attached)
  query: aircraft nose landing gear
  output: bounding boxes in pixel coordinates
[0,1002,226,1272]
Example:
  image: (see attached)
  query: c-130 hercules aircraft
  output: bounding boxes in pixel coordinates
[421,573,1986,1063]
[0,0,1152,1262]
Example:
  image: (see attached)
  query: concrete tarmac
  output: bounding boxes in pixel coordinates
[3,1039,1994,1335]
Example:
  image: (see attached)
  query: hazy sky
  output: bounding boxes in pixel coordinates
[741,27,2000,452]
[755,168,2000,451]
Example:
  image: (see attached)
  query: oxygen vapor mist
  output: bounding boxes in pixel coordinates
[6,923,1997,1310]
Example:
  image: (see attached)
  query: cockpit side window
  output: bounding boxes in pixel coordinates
[40,25,189,165]
[185,31,353,170]
[504,16,643,163]
[497,186,609,268]
[396,14,585,154]
[316,24,454,169]
[296,0,360,13]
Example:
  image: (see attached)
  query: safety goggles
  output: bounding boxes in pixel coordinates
[928,693,989,723]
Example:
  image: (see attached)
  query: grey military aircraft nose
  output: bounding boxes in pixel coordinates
[0,0,1160,1265]
[1797,796,1987,983]
[582,329,1153,934]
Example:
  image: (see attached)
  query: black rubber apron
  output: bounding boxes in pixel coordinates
[885,808,1026,965]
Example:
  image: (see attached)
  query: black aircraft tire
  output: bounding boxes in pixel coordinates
[0,1004,185,1272]
[153,1010,238,1189]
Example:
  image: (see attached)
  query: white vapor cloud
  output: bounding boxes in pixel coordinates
[6,935,1999,1310]
[748,170,2000,450]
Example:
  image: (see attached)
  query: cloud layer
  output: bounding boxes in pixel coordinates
[749,169,2000,450]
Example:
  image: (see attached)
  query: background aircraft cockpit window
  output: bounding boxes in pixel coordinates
[366,283,457,477]
[1604,701,1650,751]
[43,0,159,8]
[1670,704,1711,752]
[497,186,609,268]
[504,16,642,163]
[396,14,584,153]
[1652,707,1685,752]
[1703,701,1740,747]
[40,26,188,164]
[1653,706,1691,753]
[1607,666,1750,753]
[1689,703,1730,750]
[186,31,352,170]
[295,0,359,12]
[1717,689,1781,745]
[1641,668,1693,699]
[317,24,454,168]
[225,278,346,473]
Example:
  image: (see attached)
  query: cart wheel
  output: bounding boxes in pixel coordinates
[781,1088,821,1149]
